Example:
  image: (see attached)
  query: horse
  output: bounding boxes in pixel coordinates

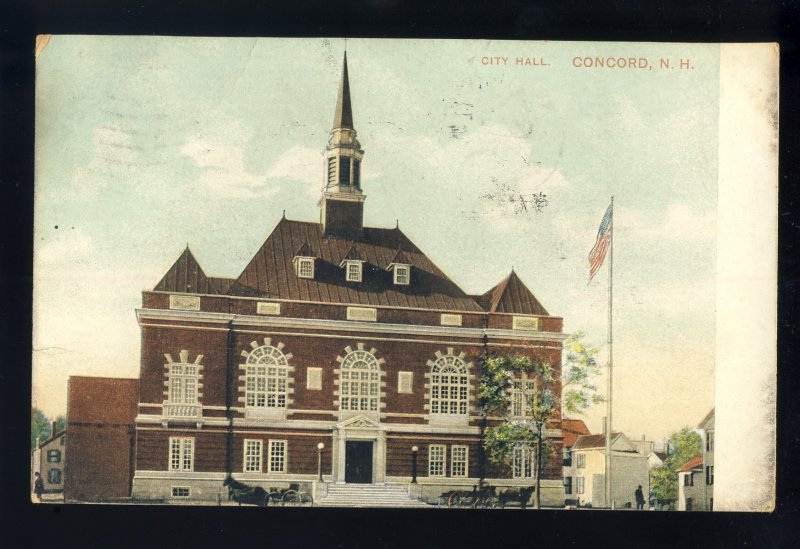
[497,486,535,509]
[223,475,269,507]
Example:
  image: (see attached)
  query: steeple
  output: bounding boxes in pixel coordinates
[321,52,366,237]
[332,52,354,130]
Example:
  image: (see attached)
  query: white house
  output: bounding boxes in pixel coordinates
[563,432,649,509]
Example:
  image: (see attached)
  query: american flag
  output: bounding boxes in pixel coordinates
[589,203,613,281]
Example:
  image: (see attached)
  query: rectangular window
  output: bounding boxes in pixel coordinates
[564,476,573,495]
[512,446,533,478]
[269,440,287,473]
[511,379,536,417]
[451,446,468,478]
[339,156,351,186]
[169,437,194,471]
[171,487,190,498]
[684,473,694,487]
[47,469,62,484]
[169,363,198,405]
[394,265,410,285]
[706,465,714,486]
[244,439,263,473]
[563,449,572,467]
[297,258,314,279]
[428,445,445,477]
[398,371,413,394]
[576,476,585,494]
[346,261,362,282]
[47,449,61,463]
[352,158,360,188]
[706,431,714,452]
[576,453,585,468]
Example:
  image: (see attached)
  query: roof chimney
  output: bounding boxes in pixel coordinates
[52,421,57,437]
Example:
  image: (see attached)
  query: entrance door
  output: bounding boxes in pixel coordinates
[345,441,373,484]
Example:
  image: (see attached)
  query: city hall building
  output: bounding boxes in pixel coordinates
[131,54,568,505]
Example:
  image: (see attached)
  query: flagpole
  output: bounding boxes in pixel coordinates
[605,195,614,509]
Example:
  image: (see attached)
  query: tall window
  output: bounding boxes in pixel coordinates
[48,469,62,484]
[512,446,534,478]
[511,378,536,417]
[169,363,198,404]
[684,473,694,487]
[706,431,714,452]
[327,157,337,185]
[169,437,194,471]
[451,446,468,477]
[339,156,351,186]
[706,465,714,486]
[269,440,287,473]
[245,344,289,409]
[564,476,573,495]
[428,445,445,477]
[352,159,361,188]
[576,476,585,494]
[430,354,468,416]
[244,439,263,473]
[576,453,586,468]
[339,349,380,412]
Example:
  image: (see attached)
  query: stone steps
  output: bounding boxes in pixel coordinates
[315,484,431,508]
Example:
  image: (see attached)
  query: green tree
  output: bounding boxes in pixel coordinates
[31,408,50,451]
[54,415,67,434]
[650,427,703,508]
[561,332,604,415]
[478,353,556,508]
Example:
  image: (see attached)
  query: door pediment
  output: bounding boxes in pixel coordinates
[336,414,385,431]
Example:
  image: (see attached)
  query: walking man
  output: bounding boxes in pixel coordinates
[635,485,645,510]
[33,472,44,502]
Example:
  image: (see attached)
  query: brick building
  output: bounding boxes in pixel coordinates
[65,376,139,502]
[131,54,568,505]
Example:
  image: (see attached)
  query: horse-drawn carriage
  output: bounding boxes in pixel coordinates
[439,485,535,509]
[223,477,313,507]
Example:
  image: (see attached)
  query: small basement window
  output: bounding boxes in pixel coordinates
[393,265,410,285]
[171,487,191,498]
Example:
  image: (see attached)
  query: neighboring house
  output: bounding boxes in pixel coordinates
[677,455,704,511]
[32,424,66,495]
[699,408,715,511]
[649,450,667,469]
[560,418,591,502]
[563,432,649,508]
[65,376,139,502]
[130,54,568,505]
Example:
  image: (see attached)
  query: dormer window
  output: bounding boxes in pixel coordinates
[393,264,410,285]
[345,261,363,282]
[293,242,316,279]
[296,257,315,279]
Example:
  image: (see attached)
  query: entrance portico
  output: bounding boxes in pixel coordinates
[332,415,387,484]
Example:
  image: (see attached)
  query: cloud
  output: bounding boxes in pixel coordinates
[35,227,94,266]
[66,126,137,198]
[266,146,325,198]
[616,203,716,243]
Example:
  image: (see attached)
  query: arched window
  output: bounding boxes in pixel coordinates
[430,353,469,415]
[245,343,289,409]
[339,349,381,412]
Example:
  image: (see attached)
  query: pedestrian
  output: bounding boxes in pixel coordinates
[635,485,645,510]
[33,472,45,502]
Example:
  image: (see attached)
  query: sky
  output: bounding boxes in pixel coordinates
[33,37,719,441]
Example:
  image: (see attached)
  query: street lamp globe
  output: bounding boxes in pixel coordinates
[411,445,418,453]
[317,442,325,450]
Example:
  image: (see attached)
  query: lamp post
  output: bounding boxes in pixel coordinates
[534,419,544,510]
[411,446,419,484]
[317,442,325,482]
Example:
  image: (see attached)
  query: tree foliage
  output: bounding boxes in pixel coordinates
[479,354,556,474]
[31,408,51,451]
[561,332,604,415]
[650,427,703,506]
